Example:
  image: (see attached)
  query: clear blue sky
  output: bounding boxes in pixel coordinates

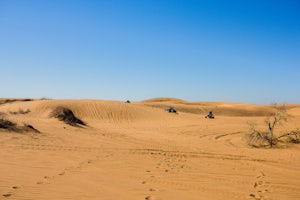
[1,0,299,104]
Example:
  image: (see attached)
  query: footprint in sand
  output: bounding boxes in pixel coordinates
[2,185,21,198]
[58,171,65,176]
[250,172,269,200]
[145,195,155,200]
[254,181,263,188]
[2,193,12,198]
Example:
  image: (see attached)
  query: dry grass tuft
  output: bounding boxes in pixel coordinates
[0,117,40,133]
[50,107,86,126]
[0,118,17,130]
[10,109,31,115]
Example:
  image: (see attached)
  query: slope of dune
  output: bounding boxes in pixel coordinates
[288,107,300,116]
[0,99,172,123]
[0,98,299,200]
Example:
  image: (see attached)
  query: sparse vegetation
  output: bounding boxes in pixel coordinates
[50,107,86,126]
[10,108,31,115]
[0,118,17,130]
[0,98,32,105]
[247,104,300,148]
[23,123,40,133]
[0,116,40,133]
[278,130,300,144]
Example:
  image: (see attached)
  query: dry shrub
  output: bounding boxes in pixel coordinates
[247,104,299,148]
[0,118,17,130]
[247,130,300,148]
[278,130,300,144]
[50,107,86,126]
[0,117,40,133]
[247,131,279,148]
[22,124,40,133]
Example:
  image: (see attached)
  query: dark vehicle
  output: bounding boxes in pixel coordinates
[166,107,177,113]
[205,111,214,119]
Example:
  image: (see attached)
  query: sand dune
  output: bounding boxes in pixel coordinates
[141,97,288,116]
[288,107,300,116]
[0,98,300,200]
[0,99,171,122]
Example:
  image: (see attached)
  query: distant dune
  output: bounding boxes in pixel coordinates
[2,97,298,120]
[141,97,298,116]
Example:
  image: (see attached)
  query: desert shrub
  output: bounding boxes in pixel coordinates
[278,130,300,144]
[50,107,86,126]
[0,117,39,133]
[247,104,299,148]
[247,130,279,148]
[23,124,40,133]
[0,118,17,129]
[0,111,38,133]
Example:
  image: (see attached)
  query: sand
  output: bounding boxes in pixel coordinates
[0,98,299,200]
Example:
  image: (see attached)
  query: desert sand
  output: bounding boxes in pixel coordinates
[0,98,299,200]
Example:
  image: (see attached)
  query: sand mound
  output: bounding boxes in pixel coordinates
[2,99,170,124]
[50,107,86,126]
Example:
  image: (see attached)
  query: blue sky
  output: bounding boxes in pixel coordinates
[0,0,299,104]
